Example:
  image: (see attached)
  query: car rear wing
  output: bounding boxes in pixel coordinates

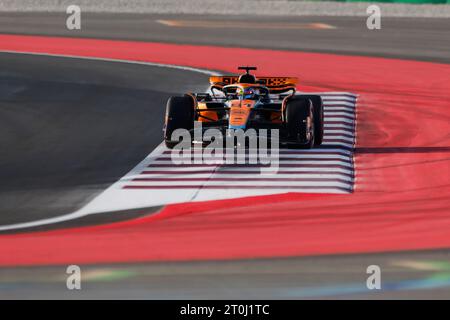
[209,76,298,94]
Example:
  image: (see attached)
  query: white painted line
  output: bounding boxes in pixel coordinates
[150,160,353,168]
[141,166,354,174]
[324,123,354,129]
[323,101,356,107]
[322,97,356,103]
[159,154,353,160]
[324,136,355,143]
[132,173,354,181]
[0,50,221,76]
[325,117,354,124]
[324,112,355,118]
[322,142,354,148]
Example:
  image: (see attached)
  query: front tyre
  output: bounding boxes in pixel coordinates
[285,97,315,149]
[164,96,194,149]
[298,95,324,146]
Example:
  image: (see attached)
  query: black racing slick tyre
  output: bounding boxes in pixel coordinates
[285,97,315,149]
[299,95,324,146]
[164,96,194,149]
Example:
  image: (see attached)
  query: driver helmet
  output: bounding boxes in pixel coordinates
[243,87,257,100]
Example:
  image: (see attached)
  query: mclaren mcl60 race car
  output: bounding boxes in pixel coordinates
[163,66,324,149]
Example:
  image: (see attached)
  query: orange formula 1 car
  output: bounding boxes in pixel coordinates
[163,66,324,149]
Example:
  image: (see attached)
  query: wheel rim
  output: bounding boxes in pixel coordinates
[303,105,314,144]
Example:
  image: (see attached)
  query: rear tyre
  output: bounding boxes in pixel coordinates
[285,97,315,149]
[164,96,194,149]
[299,95,324,146]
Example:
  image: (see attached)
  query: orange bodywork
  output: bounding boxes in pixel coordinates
[197,98,282,125]
[228,99,255,128]
[197,80,293,126]
[197,102,219,122]
[197,99,255,126]
[209,76,298,94]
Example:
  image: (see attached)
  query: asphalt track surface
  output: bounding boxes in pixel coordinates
[0,52,208,226]
[0,12,449,63]
[0,13,449,299]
